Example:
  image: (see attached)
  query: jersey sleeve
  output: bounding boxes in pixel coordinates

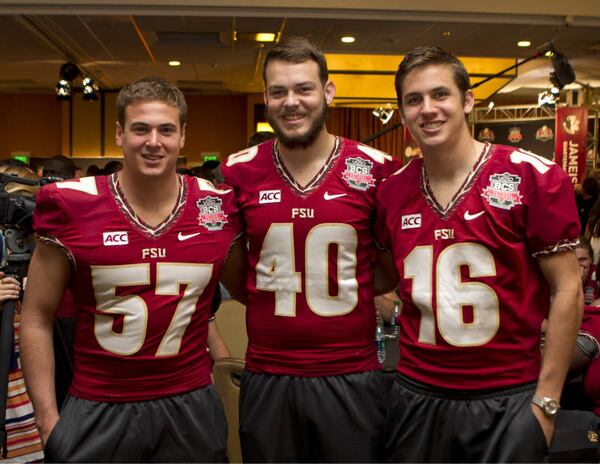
[196,176,242,239]
[522,158,580,256]
[33,184,76,264]
[33,184,66,239]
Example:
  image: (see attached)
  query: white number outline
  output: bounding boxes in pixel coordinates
[256,223,359,317]
[92,262,213,357]
[404,242,499,347]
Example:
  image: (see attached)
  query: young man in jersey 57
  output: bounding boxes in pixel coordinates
[221,37,400,462]
[376,46,582,462]
[20,76,239,462]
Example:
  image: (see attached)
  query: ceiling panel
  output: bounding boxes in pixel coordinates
[0,9,595,107]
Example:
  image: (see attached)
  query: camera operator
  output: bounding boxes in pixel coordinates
[0,164,43,461]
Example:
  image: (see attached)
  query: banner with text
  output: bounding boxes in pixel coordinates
[554,106,588,185]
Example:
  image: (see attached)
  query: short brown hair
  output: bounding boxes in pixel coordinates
[263,36,328,85]
[395,46,471,103]
[116,76,187,127]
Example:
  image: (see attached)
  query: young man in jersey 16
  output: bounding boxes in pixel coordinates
[376,46,582,462]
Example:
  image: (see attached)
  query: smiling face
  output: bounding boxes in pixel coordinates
[399,63,474,153]
[116,99,185,180]
[264,59,335,149]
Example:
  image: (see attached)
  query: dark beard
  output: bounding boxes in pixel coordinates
[267,100,328,150]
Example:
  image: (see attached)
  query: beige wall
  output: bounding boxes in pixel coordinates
[0,93,63,158]
[0,92,248,164]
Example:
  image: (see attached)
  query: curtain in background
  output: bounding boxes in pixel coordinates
[327,107,404,161]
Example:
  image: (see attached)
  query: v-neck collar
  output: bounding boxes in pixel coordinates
[421,143,493,219]
[109,173,187,239]
[272,136,342,197]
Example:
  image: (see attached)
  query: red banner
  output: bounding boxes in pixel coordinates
[554,106,588,185]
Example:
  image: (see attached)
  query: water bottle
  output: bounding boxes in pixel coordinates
[375,315,386,364]
[390,300,401,337]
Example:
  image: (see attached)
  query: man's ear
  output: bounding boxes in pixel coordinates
[115,122,124,147]
[180,122,186,148]
[324,80,336,105]
[463,89,475,114]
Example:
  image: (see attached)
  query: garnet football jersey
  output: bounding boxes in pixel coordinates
[580,305,600,415]
[222,137,400,376]
[377,144,580,390]
[33,174,239,401]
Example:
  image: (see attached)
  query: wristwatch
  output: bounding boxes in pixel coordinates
[531,396,560,416]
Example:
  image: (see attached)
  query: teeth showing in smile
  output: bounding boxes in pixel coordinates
[422,122,443,129]
[283,114,303,121]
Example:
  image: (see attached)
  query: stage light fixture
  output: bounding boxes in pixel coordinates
[372,107,394,124]
[59,62,81,82]
[538,89,557,108]
[548,46,575,90]
[55,79,71,100]
[82,77,99,101]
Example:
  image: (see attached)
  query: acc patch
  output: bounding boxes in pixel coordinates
[197,196,228,231]
[481,173,523,210]
[342,157,376,191]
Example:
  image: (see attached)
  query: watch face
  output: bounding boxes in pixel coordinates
[545,399,559,415]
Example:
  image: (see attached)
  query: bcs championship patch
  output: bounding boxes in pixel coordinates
[481,173,523,210]
[197,196,228,231]
[342,157,376,191]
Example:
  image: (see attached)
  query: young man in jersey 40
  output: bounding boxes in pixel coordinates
[220,37,401,462]
[376,46,582,462]
[20,77,239,462]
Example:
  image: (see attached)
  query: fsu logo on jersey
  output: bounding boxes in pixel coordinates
[478,127,495,142]
[535,125,553,142]
[342,157,376,191]
[196,196,228,231]
[481,173,523,210]
[507,127,522,143]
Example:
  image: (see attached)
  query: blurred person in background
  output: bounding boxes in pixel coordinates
[103,160,123,175]
[0,164,43,462]
[577,177,599,233]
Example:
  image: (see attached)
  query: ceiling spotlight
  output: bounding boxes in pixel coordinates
[548,46,576,90]
[341,36,356,43]
[443,32,451,37]
[59,62,81,82]
[255,33,276,43]
[169,60,181,67]
[517,40,531,48]
[233,31,279,43]
[82,77,99,101]
[538,90,557,108]
[372,107,394,124]
[55,79,71,100]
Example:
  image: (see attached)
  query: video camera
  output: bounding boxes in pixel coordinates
[0,174,62,276]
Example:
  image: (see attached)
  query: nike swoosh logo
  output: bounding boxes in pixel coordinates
[324,192,348,201]
[178,232,201,241]
[464,210,485,221]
